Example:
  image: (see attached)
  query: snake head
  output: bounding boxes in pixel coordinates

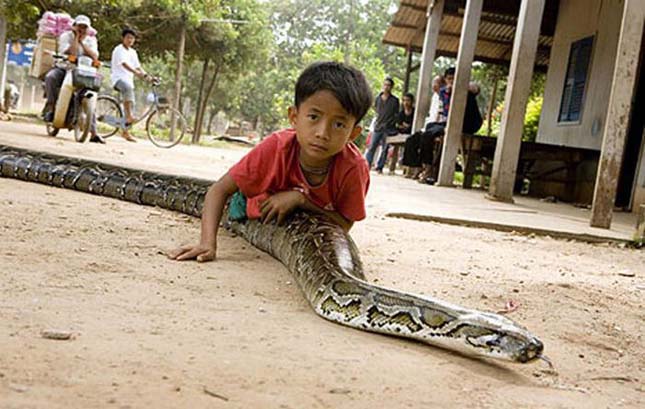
[456,312,544,363]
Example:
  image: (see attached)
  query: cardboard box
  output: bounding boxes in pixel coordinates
[29,35,57,79]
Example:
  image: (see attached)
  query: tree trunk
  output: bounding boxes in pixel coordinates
[192,58,210,144]
[193,63,221,144]
[344,0,354,64]
[207,108,216,135]
[486,74,499,137]
[172,20,186,133]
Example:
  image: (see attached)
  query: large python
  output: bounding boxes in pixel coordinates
[0,144,546,364]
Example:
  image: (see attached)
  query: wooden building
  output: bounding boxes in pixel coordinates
[383,0,645,229]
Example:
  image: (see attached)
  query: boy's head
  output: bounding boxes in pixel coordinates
[294,61,372,126]
[402,92,414,108]
[444,67,456,88]
[382,77,394,94]
[122,27,137,48]
[290,61,373,166]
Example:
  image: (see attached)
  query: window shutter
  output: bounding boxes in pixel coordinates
[559,36,594,123]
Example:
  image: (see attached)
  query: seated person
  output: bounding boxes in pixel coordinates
[402,75,444,179]
[43,15,103,143]
[396,92,415,135]
[403,67,483,184]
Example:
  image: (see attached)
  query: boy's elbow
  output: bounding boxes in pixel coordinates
[210,174,238,197]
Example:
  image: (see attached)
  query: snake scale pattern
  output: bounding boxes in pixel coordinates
[0,144,545,363]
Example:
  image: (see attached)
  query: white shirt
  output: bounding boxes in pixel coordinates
[425,92,444,125]
[110,44,141,87]
[57,30,99,58]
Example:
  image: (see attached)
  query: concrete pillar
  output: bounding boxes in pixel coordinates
[412,0,444,133]
[437,0,483,186]
[487,0,546,202]
[590,0,645,228]
[635,205,645,243]
[0,13,6,110]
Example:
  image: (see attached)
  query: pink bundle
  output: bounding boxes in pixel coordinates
[36,11,59,36]
[36,12,97,37]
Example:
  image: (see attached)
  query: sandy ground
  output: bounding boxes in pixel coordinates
[1,121,644,408]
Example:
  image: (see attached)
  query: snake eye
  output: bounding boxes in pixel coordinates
[486,337,501,347]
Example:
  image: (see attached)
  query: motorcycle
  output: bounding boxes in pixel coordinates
[46,54,102,142]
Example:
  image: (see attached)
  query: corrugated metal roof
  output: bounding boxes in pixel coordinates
[383,0,559,68]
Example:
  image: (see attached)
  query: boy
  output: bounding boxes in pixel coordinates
[111,27,152,142]
[169,61,373,262]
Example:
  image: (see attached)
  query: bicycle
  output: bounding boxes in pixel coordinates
[95,79,188,148]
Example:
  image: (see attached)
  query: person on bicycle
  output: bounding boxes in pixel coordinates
[43,15,103,143]
[110,27,153,142]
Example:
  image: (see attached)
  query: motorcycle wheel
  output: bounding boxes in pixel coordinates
[46,123,59,137]
[74,93,95,143]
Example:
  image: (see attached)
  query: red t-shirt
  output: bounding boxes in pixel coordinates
[228,128,370,222]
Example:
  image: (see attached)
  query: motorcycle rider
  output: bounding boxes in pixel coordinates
[42,14,104,143]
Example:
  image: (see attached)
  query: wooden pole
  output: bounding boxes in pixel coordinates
[591,0,645,228]
[411,0,444,133]
[486,74,499,137]
[403,48,413,95]
[487,0,546,201]
[436,0,483,186]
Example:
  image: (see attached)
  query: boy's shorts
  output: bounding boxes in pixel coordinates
[228,191,247,222]
[114,80,135,103]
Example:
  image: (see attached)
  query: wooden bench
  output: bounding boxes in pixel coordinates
[458,134,599,197]
[385,134,409,173]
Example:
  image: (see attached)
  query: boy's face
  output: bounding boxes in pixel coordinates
[445,74,455,89]
[123,33,136,47]
[288,90,362,168]
[382,80,393,93]
[402,96,413,109]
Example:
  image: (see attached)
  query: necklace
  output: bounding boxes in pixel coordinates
[299,160,329,176]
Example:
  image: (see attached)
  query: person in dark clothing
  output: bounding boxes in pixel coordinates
[396,92,415,134]
[402,67,483,184]
[365,77,399,173]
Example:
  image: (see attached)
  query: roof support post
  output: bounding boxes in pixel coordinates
[590,0,645,228]
[487,0,546,202]
[437,0,482,186]
[412,0,444,133]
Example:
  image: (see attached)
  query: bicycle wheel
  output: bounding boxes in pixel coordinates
[95,95,123,139]
[146,106,187,148]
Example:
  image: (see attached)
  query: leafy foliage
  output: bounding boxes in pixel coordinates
[3,0,546,140]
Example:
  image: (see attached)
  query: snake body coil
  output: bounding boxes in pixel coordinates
[0,145,544,363]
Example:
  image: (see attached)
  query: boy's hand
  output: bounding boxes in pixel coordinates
[260,190,305,225]
[167,243,216,262]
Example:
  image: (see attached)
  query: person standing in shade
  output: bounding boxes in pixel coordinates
[365,77,399,174]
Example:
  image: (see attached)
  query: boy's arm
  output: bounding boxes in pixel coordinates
[121,62,148,79]
[260,190,353,232]
[168,173,238,262]
[299,197,354,232]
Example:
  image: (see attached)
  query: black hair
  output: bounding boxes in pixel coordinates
[295,61,373,125]
[403,92,415,101]
[384,76,394,86]
[122,27,137,38]
[444,67,456,77]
